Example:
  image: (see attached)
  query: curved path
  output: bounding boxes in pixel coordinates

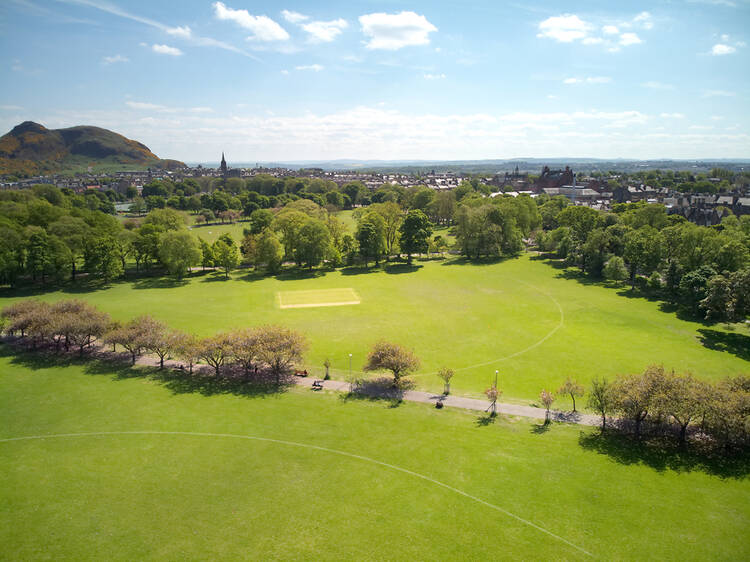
[0,431,593,557]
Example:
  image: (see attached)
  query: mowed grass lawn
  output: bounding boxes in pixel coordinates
[1,354,748,560]
[2,254,746,404]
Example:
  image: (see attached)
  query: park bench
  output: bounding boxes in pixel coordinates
[312,380,324,390]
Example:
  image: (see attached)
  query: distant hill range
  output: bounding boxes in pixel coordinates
[0,121,184,176]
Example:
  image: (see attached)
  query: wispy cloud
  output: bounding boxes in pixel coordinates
[359,11,437,50]
[295,64,324,71]
[126,101,213,113]
[538,12,649,51]
[301,18,348,43]
[152,44,182,56]
[563,76,612,84]
[711,43,737,54]
[702,89,736,97]
[213,2,289,41]
[103,54,129,64]
[642,81,674,90]
[56,0,262,61]
[660,113,685,118]
[281,9,308,24]
[423,73,446,80]
[0,105,24,111]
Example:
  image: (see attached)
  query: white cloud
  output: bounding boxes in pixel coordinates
[0,105,23,111]
[689,125,714,130]
[281,10,308,23]
[633,12,653,30]
[103,54,129,64]
[359,11,437,50]
[152,44,183,56]
[619,33,642,46]
[537,14,590,42]
[660,113,685,118]
[642,81,674,90]
[213,2,289,41]
[295,64,324,71]
[602,25,619,35]
[302,19,348,42]
[564,76,611,84]
[582,37,603,45]
[167,25,191,38]
[281,69,289,75]
[423,73,446,80]
[126,101,167,110]
[711,43,737,55]
[702,89,735,97]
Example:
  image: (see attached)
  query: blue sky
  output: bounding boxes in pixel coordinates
[1,0,748,161]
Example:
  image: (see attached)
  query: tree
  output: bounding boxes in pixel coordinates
[654,372,704,445]
[485,382,502,416]
[54,301,110,355]
[356,212,387,266]
[255,325,308,385]
[540,389,555,423]
[83,234,123,283]
[198,238,214,270]
[700,275,734,322]
[158,231,201,279]
[199,332,233,376]
[369,201,403,257]
[612,365,663,439]
[130,196,146,216]
[48,215,90,281]
[171,331,201,374]
[138,317,172,369]
[212,239,239,278]
[143,207,187,231]
[104,315,157,364]
[229,328,260,376]
[363,341,420,385]
[437,367,455,395]
[295,218,333,269]
[623,227,662,288]
[587,377,615,430]
[248,208,274,234]
[557,377,584,412]
[604,256,628,284]
[273,209,308,264]
[255,228,284,273]
[399,209,433,263]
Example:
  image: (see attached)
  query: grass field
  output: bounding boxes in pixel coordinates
[2,254,746,405]
[1,353,748,560]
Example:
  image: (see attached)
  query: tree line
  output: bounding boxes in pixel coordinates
[1,299,306,384]
[536,198,750,322]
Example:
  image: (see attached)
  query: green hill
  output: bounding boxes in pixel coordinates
[0,121,185,176]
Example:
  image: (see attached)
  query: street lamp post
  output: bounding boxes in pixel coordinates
[349,353,353,393]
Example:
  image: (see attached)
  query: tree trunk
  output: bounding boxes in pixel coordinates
[571,394,576,412]
[131,351,137,364]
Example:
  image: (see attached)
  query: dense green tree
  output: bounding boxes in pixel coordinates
[399,209,433,263]
[158,231,201,279]
[295,218,333,269]
[212,239,239,278]
[356,212,387,266]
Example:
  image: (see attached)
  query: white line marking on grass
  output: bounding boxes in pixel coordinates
[0,431,591,557]
[279,301,360,309]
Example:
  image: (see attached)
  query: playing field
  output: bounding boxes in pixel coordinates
[278,288,360,309]
[1,255,747,404]
[1,355,747,560]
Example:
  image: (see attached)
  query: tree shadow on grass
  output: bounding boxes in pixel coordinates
[697,329,750,362]
[133,277,190,290]
[340,265,382,276]
[439,256,511,267]
[531,422,551,434]
[475,413,496,427]
[578,430,750,479]
[384,263,421,275]
[274,269,326,281]
[340,377,411,408]
[2,343,295,400]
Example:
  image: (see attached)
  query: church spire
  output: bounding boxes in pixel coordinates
[220,152,227,176]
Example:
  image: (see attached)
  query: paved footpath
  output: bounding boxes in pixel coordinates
[4,337,599,428]
[294,376,600,426]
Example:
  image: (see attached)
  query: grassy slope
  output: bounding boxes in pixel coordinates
[1,255,746,405]
[0,354,747,560]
